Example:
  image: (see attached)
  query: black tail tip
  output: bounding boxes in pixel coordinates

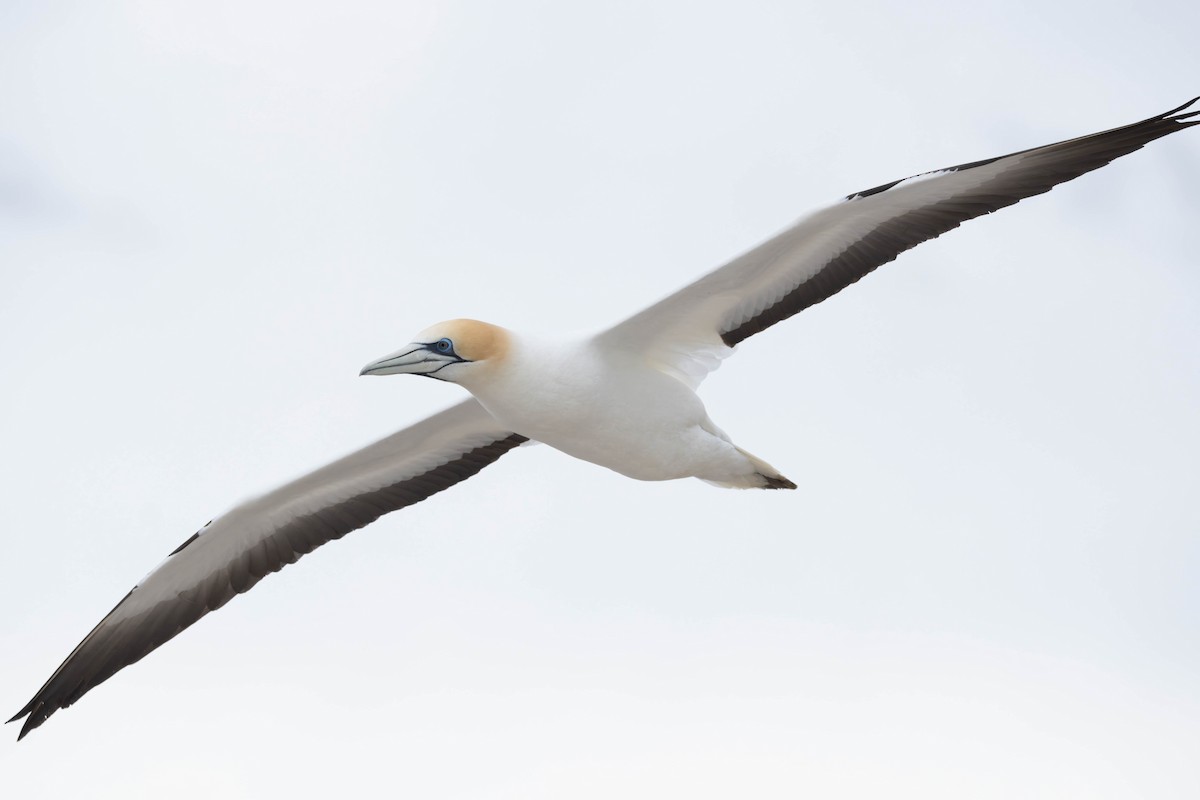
[761,474,798,490]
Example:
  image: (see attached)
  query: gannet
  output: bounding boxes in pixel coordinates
[11,99,1198,739]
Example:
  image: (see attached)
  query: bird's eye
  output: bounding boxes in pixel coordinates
[436,338,453,353]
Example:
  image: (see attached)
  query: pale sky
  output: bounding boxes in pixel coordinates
[2,1,1199,797]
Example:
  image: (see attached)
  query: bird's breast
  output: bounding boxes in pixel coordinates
[469,347,709,480]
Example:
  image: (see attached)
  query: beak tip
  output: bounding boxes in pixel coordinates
[359,345,438,378]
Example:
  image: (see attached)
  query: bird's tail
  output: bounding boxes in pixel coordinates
[703,446,797,490]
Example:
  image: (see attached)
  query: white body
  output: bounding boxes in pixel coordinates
[464,335,765,486]
[14,99,1197,740]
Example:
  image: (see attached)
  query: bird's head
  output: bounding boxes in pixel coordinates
[359,319,511,388]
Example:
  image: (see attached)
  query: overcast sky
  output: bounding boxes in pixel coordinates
[2,1,1198,797]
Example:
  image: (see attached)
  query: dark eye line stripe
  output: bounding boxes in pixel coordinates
[424,340,457,357]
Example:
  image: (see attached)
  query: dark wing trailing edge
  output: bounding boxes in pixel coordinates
[721,96,1200,346]
[9,399,525,740]
[598,97,1199,383]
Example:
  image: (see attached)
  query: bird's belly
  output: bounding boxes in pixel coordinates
[536,424,698,481]
[476,369,712,481]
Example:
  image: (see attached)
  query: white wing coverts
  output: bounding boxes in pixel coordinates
[599,98,1200,384]
[11,97,1198,740]
[10,400,525,739]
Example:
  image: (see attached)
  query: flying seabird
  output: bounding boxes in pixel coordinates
[10,98,1198,739]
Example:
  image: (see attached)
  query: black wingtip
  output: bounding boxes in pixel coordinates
[1157,96,1200,128]
[1162,96,1200,118]
[12,704,49,741]
[9,709,35,742]
[8,702,31,726]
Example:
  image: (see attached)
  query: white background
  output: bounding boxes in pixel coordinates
[2,1,1198,797]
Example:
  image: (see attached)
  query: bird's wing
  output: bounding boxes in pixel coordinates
[597,98,1199,388]
[9,399,525,739]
